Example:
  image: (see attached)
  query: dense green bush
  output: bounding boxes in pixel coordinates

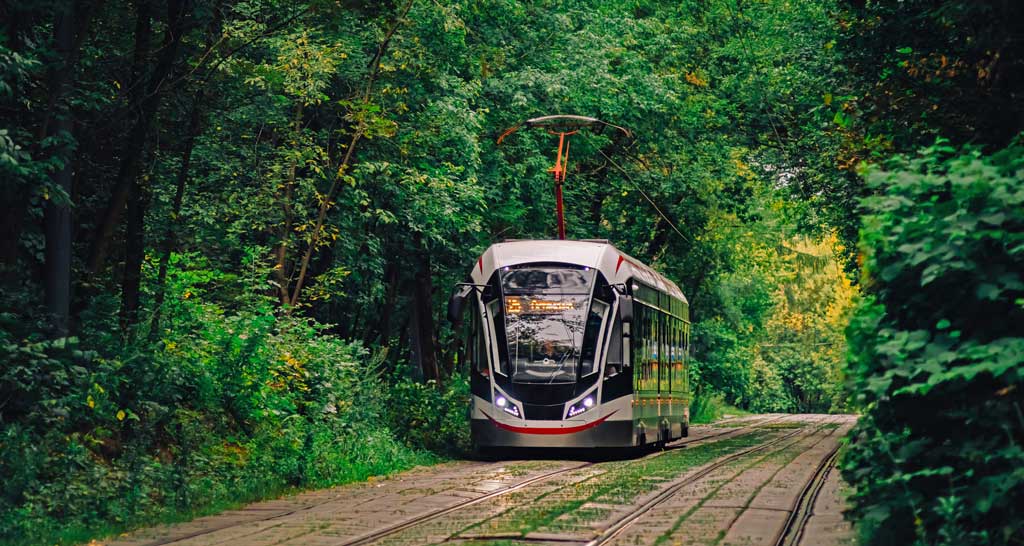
[0,258,443,546]
[841,140,1024,545]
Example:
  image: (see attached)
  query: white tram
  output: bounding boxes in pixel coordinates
[448,239,692,450]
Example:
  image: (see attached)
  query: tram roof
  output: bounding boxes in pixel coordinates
[483,239,687,303]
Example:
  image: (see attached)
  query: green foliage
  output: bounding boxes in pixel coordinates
[689,231,854,414]
[797,0,1024,262]
[0,255,437,545]
[841,140,1024,546]
[387,372,471,455]
[1,0,871,541]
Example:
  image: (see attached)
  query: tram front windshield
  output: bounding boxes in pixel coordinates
[500,267,594,384]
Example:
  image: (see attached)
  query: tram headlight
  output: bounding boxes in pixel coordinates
[494,395,521,418]
[567,396,596,418]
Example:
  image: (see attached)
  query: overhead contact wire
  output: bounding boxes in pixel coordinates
[584,134,691,244]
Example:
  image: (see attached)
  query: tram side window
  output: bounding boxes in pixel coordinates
[644,308,651,391]
[671,319,679,391]
[580,300,609,377]
[685,321,692,392]
[667,318,675,393]
[636,304,659,393]
[631,305,638,389]
[632,305,642,390]
[486,298,508,376]
[471,304,489,376]
[605,308,623,377]
[656,310,665,393]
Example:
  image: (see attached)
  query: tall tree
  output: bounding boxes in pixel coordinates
[87,0,192,274]
[42,0,99,335]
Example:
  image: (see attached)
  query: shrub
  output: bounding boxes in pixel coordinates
[841,139,1024,545]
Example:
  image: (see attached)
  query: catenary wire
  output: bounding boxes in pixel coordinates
[582,133,692,244]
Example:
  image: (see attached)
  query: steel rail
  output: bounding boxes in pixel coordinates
[662,413,786,452]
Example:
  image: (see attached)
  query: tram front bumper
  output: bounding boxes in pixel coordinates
[471,416,634,448]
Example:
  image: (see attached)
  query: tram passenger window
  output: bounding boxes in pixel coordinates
[674,320,681,392]
[666,320,673,393]
[631,307,638,387]
[652,310,660,393]
[658,312,668,393]
[671,319,679,391]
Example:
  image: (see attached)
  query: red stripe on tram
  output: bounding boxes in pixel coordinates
[483,410,618,435]
[478,256,483,273]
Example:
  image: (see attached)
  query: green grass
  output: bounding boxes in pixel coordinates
[690,392,755,424]
[653,422,830,545]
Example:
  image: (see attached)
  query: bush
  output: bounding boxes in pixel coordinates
[841,140,1024,545]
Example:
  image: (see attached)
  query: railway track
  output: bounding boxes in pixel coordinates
[339,414,787,546]
[583,417,828,546]
[117,414,794,546]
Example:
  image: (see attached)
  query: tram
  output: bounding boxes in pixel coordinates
[448,239,691,450]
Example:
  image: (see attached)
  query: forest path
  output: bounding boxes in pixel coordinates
[99,415,856,546]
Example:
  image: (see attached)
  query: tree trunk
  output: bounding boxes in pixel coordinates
[119,180,149,335]
[409,238,439,382]
[42,3,78,337]
[44,132,74,337]
[87,0,190,274]
[367,256,400,346]
[286,0,414,308]
[150,97,202,341]
[273,102,302,306]
[116,0,156,337]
